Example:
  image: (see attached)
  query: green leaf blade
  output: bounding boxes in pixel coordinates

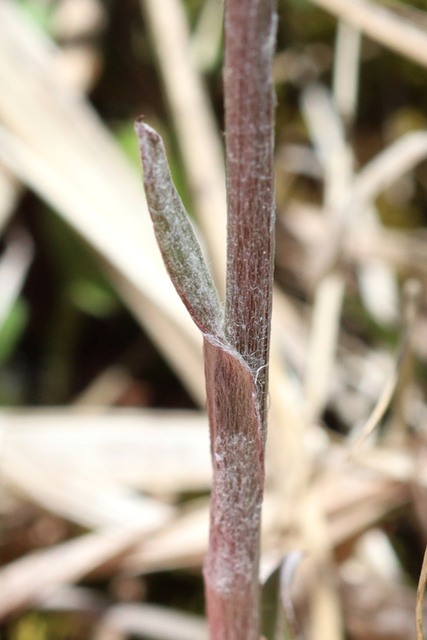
[135,119,223,338]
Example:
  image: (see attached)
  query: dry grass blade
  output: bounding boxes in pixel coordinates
[265,325,308,507]
[301,85,349,419]
[95,603,208,640]
[2,408,210,493]
[73,365,134,407]
[124,501,211,574]
[331,23,399,327]
[0,528,145,620]
[279,552,305,640]
[310,0,427,69]
[346,226,427,289]
[301,83,352,209]
[348,447,425,484]
[190,0,223,72]
[349,279,421,453]
[140,0,227,292]
[352,131,427,208]
[416,545,427,640]
[305,273,345,419]
[40,584,107,614]
[328,481,408,547]
[356,224,400,326]
[279,144,323,180]
[299,490,344,640]
[3,454,173,531]
[332,21,361,128]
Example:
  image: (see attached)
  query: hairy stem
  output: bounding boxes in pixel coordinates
[203,336,265,640]
[203,1,277,638]
[224,0,277,435]
[136,2,277,637]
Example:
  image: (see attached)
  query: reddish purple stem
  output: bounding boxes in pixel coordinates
[203,1,277,638]
[203,337,265,640]
[224,0,277,435]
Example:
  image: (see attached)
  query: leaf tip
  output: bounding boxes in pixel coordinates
[134,118,160,148]
[134,118,164,179]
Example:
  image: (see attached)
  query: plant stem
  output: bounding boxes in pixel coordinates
[224,0,277,437]
[135,1,277,636]
[203,1,277,638]
[203,338,265,640]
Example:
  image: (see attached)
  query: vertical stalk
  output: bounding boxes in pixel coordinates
[135,1,277,637]
[224,0,277,435]
[203,338,265,640]
[204,1,277,639]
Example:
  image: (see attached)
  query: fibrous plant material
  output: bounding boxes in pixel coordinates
[135,0,277,637]
[311,0,427,70]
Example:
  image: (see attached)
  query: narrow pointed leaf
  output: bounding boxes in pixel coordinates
[135,119,223,337]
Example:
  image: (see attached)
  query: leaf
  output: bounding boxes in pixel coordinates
[135,119,223,338]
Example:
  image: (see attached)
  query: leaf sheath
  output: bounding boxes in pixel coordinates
[136,2,277,634]
[203,336,264,640]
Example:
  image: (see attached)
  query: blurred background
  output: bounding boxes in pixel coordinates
[2,0,427,638]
